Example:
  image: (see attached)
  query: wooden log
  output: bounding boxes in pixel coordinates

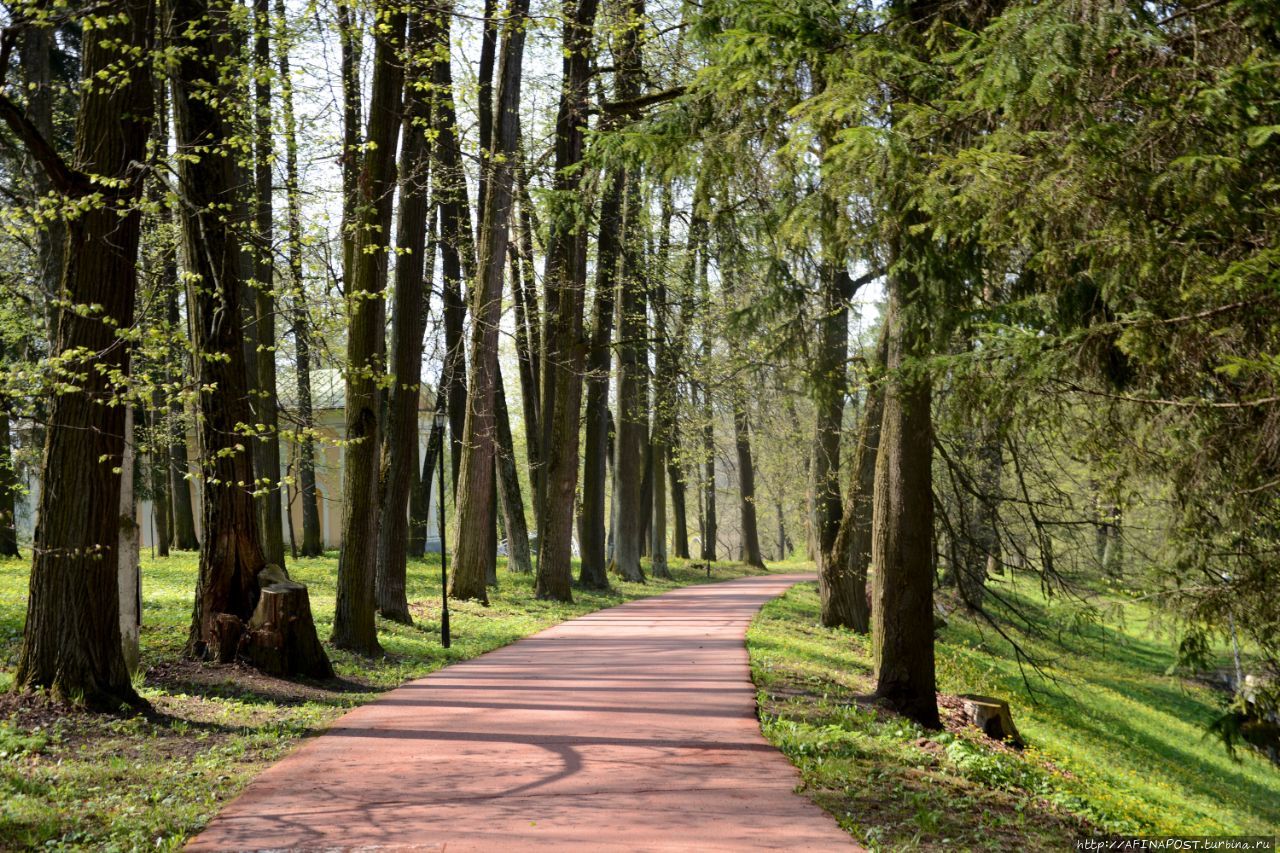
[244,572,335,678]
[959,694,1024,748]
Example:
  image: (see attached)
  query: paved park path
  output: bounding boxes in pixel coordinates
[189,573,857,851]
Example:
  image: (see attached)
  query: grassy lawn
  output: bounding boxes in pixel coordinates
[747,578,1280,851]
[0,551,771,850]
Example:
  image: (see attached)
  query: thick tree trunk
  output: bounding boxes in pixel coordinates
[334,0,406,654]
[376,14,434,623]
[533,0,601,602]
[870,276,940,728]
[276,0,322,557]
[170,0,330,676]
[252,0,285,568]
[451,0,529,601]
[824,329,887,632]
[579,171,623,589]
[733,401,765,569]
[12,0,154,709]
[613,240,647,581]
[608,0,648,583]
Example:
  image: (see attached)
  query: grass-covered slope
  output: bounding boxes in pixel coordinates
[747,579,1280,851]
[0,551,769,850]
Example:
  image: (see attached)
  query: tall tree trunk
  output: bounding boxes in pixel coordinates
[411,395,445,554]
[579,171,623,589]
[733,400,765,569]
[606,0,648,583]
[0,409,17,557]
[376,11,434,622]
[612,188,647,580]
[669,456,689,559]
[699,384,717,562]
[118,408,141,675]
[511,160,542,507]
[276,0,322,557]
[334,0,407,654]
[252,0,285,567]
[166,256,200,551]
[824,328,887,632]
[170,0,299,666]
[811,260,849,569]
[10,0,154,709]
[337,0,362,289]
[149,403,172,558]
[495,370,533,573]
[870,273,940,728]
[430,5,473,496]
[533,0,601,602]
[649,186,674,578]
[450,0,529,601]
[19,24,66,341]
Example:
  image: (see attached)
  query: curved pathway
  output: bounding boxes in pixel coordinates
[189,573,856,851]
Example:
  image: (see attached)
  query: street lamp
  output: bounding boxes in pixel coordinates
[435,404,450,649]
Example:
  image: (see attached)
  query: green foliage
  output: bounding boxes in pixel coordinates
[749,581,1280,849]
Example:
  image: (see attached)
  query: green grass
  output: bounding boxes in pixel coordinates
[747,577,1280,851]
[0,550,772,850]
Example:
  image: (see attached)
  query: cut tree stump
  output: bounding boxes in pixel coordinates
[959,694,1024,748]
[213,613,244,664]
[243,567,334,678]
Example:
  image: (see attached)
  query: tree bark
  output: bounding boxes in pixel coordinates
[811,260,850,569]
[334,0,406,654]
[649,187,674,578]
[699,384,717,562]
[495,370,533,573]
[580,170,623,589]
[337,0,362,288]
[276,0,322,557]
[0,410,17,557]
[870,274,940,728]
[534,0,601,602]
[119,408,141,675]
[170,0,331,677]
[429,5,475,497]
[450,0,530,601]
[252,0,285,568]
[376,11,435,623]
[13,0,154,709]
[824,328,887,632]
[733,400,765,569]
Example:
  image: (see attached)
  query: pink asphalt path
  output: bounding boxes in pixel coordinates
[188,573,857,851]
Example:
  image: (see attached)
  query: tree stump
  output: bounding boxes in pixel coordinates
[212,613,244,664]
[959,694,1024,748]
[243,567,334,678]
